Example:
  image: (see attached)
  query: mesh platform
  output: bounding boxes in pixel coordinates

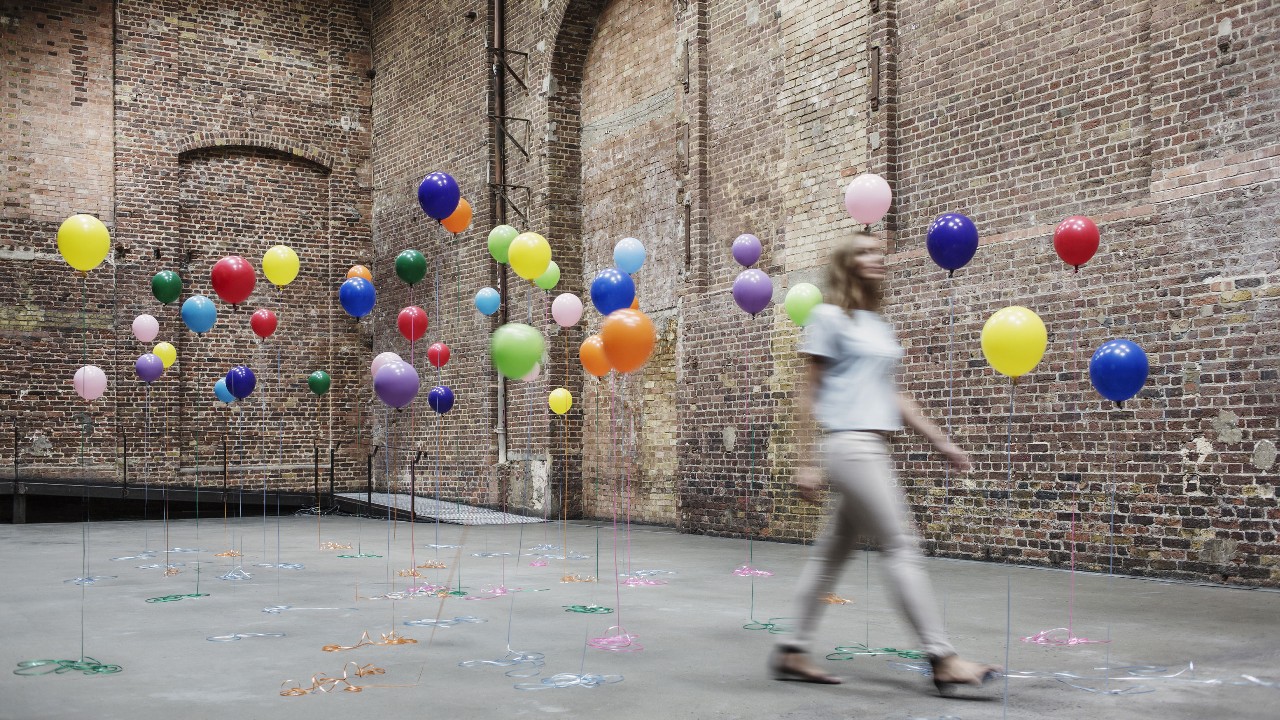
[338,492,546,526]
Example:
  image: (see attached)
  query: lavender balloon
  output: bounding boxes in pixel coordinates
[135,353,164,383]
[731,234,762,267]
[732,269,773,315]
[374,360,420,409]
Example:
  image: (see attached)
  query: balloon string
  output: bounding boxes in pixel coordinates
[1003,378,1016,720]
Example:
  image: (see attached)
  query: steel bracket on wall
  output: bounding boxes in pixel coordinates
[488,48,529,91]
[489,183,531,224]
[490,114,531,158]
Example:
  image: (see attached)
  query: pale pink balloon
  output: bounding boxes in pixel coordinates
[132,314,159,343]
[370,351,403,378]
[521,363,541,382]
[551,293,583,327]
[843,173,892,225]
[73,365,107,402]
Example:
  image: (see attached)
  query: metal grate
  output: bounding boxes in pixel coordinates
[339,492,546,526]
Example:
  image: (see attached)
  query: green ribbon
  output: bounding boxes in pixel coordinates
[564,604,613,614]
[743,617,797,634]
[15,658,122,676]
[146,593,210,604]
[826,643,927,660]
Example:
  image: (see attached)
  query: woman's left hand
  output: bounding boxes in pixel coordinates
[938,442,972,472]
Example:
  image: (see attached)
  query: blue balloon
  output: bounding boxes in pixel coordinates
[339,277,376,318]
[1089,339,1149,405]
[925,213,979,275]
[417,171,461,220]
[613,237,646,274]
[180,295,217,334]
[226,365,256,400]
[213,377,235,404]
[590,268,635,316]
[428,385,455,414]
[474,287,500,316]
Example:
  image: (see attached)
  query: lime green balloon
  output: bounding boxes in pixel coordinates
[534,261,560,291]
[491,323,545,379]
[488,225,518,265]
[784,283,823,326]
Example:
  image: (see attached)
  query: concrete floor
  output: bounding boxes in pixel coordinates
[2,514,1277,720]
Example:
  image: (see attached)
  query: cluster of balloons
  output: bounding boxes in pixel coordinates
[417,171,473,235]
[728,233,823,326]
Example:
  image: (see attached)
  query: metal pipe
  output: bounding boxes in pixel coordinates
[492,0,508,464]
[329,440,348,505]
[367,445,380,507]
[120,426,128,497]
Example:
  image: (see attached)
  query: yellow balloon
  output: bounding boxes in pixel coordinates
[980,306,1047,378]
[56,214,111,272]
[262,245,300,287]
[508,232,551,281]
[152,341,177,369]
[548,388,573,415]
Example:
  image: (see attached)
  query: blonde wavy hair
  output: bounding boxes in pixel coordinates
[827,233,885,313]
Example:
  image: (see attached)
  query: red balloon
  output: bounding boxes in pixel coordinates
[250,308,277,338]
[398,306,428,342]
[1053,216,1100,270]
[427,342,451,368]
[211,255,257,304]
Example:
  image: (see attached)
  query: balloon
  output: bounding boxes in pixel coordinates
[522,363,541,382]
[613,237,646,274]
[262,245,300,287]
[548,388,573,415]
[180,295,217,334]
[394,249,426,286]
[226,365,256,399]
[732,269,773,315]
[374,360,420,408]
[251,308,278,339]
[428,385,455,414]
[551,293,583,327]
[210,255,256,305]
[307,370,332,397]
[491,323,544,379]
[151,270,183,305]
[508,232,551,281]
[346,265,372,281]
[339,277,376,318]
[73,365,107,402]
[397,306,428,342]
[590,268,635,316]
[427,342,451,368]
[926,213,979,275]
[1089,339,1148,405]
[579,335,611,377]
[732,234,762,267]
[534,261,560,290]
[487,225,518,264]
[56,214,110,272]
[1054,215,1100,270]
[630,296,639,310]
[135,353,164,383]
[844,173,892,224]
[152,341,177,369]
[417,171,461,220]
[214,377,235,404]
[474,287,500,316]
[370,352,402,378]
[601,309,656,374]
[441,198,473,234]
[980,306,1047,378]
[783,283,823,326]
[131,314,159,343]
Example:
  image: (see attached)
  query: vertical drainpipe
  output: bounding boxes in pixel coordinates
[492,0,508,464]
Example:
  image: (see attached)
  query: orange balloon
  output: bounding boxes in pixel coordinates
[347,265,372,281]
[630,296,639,310]
[579,335,612,378]
[600,309,656,374]
[441,198,473,234]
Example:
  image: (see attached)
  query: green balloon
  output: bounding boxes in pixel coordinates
[491,323,544,379]
[534,260,560,291]
[151,270,183,305]
[784,282,823,326]
[487,225,518,265]
[307,370,331,396]
[395,249,426,286]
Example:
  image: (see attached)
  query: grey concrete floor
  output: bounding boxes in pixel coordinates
[2,514,1277,720]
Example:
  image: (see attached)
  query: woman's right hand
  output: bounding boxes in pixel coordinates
[795,466,824,502]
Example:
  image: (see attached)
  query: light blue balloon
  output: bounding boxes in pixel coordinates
[181,295,217,334]
[613,237,646,274]
[213,377,235,404]
[475,287,500,316]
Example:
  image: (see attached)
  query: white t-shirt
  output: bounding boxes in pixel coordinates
[799,304,904,432]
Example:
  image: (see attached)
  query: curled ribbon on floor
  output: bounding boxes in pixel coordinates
[1004,662,1238,695]
[254,562,305,570]
[280,662,385,696]
[529,559,549,567]
[514,672,624,690]
[217,567,252,581]
[137,563,185,570]
[63,576,116,585]
[822,593,852,605]
[403,616,486,628]
[827,643,927,660]
[319,542,352,550]
[111,553,156,561]
[1022,628,1108,646]
[621,576,666,587]
[588,627,642,653]
[471,552,511,558]
[214,550,242,558]
[146,593,209,603]
[14,658,122,676]
[262,605,351,614]
[166,548,203,553]
[733,565,773,577]
[207,632,286,642]
[337,552,382,559]
[743,617,795,634]
[322,631,416,652]
[416,560,447,569]
[626,569,674,578]
[396,568,422,578]
[459,650,545,678]
[424,543,461,549]
[561,574,596,583]
[564,604,612,614]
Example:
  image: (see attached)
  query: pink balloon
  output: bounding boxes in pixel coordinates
[551,293,583,327]
[132,314,159,343]
[370,351,403,378]
[843,173,892,225]
[73,365,107,402]
[522,363,541,382]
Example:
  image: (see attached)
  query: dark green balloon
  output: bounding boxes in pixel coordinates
[151,270,183,305]
[307,370,331,396]
[395,249,426,286]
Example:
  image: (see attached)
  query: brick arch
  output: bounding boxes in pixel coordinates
[175,131,334,173]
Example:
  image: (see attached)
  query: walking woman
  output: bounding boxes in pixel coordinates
[770,232,1000,693]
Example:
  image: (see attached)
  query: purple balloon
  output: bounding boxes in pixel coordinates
[374,360,420,409]
[732,269,773,315]
[732,234,762,267]
[135,353,164,384]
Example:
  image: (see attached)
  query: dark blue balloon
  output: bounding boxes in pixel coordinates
[589,268,635,316]
[339,277,376,318]
[1089,339,1148,405]
[428,385,455,414]
[226,365,256,399]
[417,172,461,221]
[926,213,979,275]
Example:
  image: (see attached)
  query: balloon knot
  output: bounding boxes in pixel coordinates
[1073,265,1080,274]
[948,270,955,279]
